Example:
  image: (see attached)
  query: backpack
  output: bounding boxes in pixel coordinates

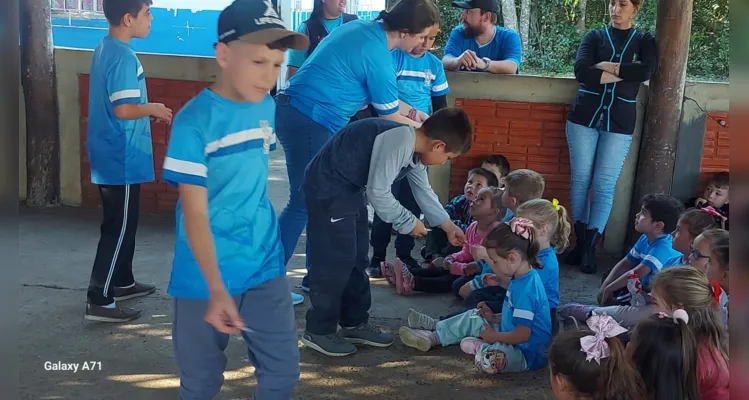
[304,13,358,57]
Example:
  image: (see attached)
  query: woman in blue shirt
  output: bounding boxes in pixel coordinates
[275,0,440,283]
[565,0,657,274]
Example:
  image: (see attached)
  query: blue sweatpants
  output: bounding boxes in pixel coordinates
[172,276,300,400]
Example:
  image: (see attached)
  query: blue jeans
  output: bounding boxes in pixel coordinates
[275,99,335,279]
[565,120,633,232]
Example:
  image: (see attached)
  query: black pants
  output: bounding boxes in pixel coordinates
[411,268,460,293]
[423,227,461,260]
[370,179,421,259]
[463,286,507,310]
[305,191,371,335]
[87,184,140,305]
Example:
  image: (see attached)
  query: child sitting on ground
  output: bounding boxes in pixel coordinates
[597,194,683,306]
[548,314,646,400]
[687,171,729,229]
[422,157,509,261]
[381,187,504,295]
[688,229,729,324]
[560,206,720,328]
[650,266,729,399]
[469,198,570,334]
[399,219,552,375]
[629,310,701,400]
[452,169,546,303]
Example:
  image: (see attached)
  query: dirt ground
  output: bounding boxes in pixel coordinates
[18,149,610,399]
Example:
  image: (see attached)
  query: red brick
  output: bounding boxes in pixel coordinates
[559,163,571,174]
[545,181,569,190]
[543,174,569,183]
[526,163,560,174]
[453,157,476,168]
[530,103,566,112]
[704,131,716,140]
[475,117,511,127]
[543,138,568,148]
[463,106,497,117]
[503,154,528,166]
[475,126,509,135]
[528,155,559,164]
[544,129,567,139]
[501,159,526,169]
[706,118,726,131]
[528,147,559,157]
[702,158,729,168]
[702,166,729,173]
[509,129,543,139]
[461,99,498,107]
[530,111,564,122]
[510,121,543,130]
[716,148,730,157]
[543,122,566,131]
[468,143,493,155]
[717,139,730,148]
[494,101,531,110]
[496,109,531,119]
[707,111,728,119]
[498,145,528,155]
[718,132,730,140]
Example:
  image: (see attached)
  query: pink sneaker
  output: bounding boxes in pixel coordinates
[380,261,396,286]
[460,337,483,355]
[393,258,414,295]
[399,326,439,352]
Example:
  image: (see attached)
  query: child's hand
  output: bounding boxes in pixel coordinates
[458,282,473,299]
[148,102,173,124]
[695,197,709,208]
[463,262,482,276]
[442,257,454,270]
[477,301,493,320]
[482,273,502,287]
[480,322,499,342]
[597,286,613,306]
[431,257,445,269]
[470,245,489,261]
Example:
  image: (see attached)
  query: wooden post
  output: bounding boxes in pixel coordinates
[629,0,693,237]
[20,0,61,207]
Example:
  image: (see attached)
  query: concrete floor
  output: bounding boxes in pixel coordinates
[19,148,606,399]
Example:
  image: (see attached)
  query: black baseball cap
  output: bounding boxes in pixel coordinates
[452,0,499,12]
[217,0,309,50]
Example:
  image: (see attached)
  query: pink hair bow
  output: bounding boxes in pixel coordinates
[701,206,728,223]
[508,217,534,240]
[580,312,628,364]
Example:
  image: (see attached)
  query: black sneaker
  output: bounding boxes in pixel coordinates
[340,324,394,347]
[302,331,357,357]
[397,254,422,272]
[84,303,141,322]
[112,281,156,301]
[366,255,384,278]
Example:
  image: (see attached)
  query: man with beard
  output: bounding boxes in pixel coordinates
[442,0,521,74]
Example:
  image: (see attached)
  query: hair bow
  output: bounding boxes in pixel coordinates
[552,198,560,211]
[509,217,534,240]
[658,309,690,325]
[701,206,728,222]
[580,312,628,364]
[712,281,722,307]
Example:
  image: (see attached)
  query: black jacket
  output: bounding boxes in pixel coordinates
[567,26,657,135]
[304,13,359,57]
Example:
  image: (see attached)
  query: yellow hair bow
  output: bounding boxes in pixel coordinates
[552,198,560,211]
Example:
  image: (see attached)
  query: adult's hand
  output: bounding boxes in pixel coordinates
[458,50,480,70]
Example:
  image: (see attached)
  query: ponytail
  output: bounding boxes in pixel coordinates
[515,198,572,255]
[552,201,571,253]
[374,0,439,34]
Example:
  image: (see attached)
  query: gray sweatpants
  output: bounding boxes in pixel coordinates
[172,276,300,400]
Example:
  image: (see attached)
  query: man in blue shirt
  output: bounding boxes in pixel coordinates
[442,0,522,74]
[161,0,309,397]
[85,0,173,323]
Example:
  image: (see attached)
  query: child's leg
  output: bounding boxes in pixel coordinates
[238,276,300,399]
[435,309,490,346]
[172,298,231,399]
[474,342,528,374]
[423,228,448,259]
[594,304,654,328]
[411,267,450,278]
[452,275,476,298]
[393,180,420,262]
[413,273,460,293]
[339,198,374,329]
[463,286,507,309]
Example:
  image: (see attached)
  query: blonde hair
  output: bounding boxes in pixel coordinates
[504,169,545,204]
[516,199,571,253]
[652,267,728,360]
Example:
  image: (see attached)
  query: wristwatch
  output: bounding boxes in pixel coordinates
[479,57,491,71]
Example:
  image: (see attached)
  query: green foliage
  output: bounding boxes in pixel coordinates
[430,0,729,81]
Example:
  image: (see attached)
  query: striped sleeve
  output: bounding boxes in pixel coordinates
[625,235,647,265]
[162,114,207,187]
[364,49,399,116]
[431,56,450,96]
[510,288,537,328]
[107,55,143,107]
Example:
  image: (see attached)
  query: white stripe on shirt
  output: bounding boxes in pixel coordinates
[643,255,664,271]
[372,100,399,111]
[137,64,144,77]
[204,128,267,155]
[163,157,208,177]
[629,249,643,259]
[432,82,449,92]
[396,70,437,80]
[109,89,141,103]
[513,309,535,320]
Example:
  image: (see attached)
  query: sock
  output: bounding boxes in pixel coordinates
[428,331,441,347]
[102,302,116,309]
[118,283,135,289]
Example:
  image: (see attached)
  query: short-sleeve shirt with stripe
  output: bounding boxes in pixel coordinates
[391,49,449,114]
[625,234,682,286]
[500,269,552,370]
[282,20,400,133]
[161,89,285,299]
[87,36,154,185]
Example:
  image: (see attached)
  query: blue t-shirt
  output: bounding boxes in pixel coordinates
[287,16,347,68]
[87,36,154,185]
[162,89,285,299]
[282,20,400,133]
[536,247,560,309]
[500,269,552,370]
[444,25,522,72]
[391,49,449,114]
[625,234,682,286]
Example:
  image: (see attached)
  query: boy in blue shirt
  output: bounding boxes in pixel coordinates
[367,24,451,276]
[442,0,522,74]
[85,0,173,323]
[161,0,309,397]
[598,194,684,304]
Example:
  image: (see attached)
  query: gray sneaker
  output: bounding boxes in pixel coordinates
[340,324,394,347]
[407,308,437,331]
[112,281,156,301]
[84,303,141,322]
[302,331,357,357]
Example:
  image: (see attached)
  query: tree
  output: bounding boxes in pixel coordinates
[20,0,60,207]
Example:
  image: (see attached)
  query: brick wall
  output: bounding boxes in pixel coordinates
[698,112,730,190]
[79,74,211,213]
[450,99,571,208]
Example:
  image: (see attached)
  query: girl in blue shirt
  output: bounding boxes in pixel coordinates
[274,0,440,285]
[399,218,552,374]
